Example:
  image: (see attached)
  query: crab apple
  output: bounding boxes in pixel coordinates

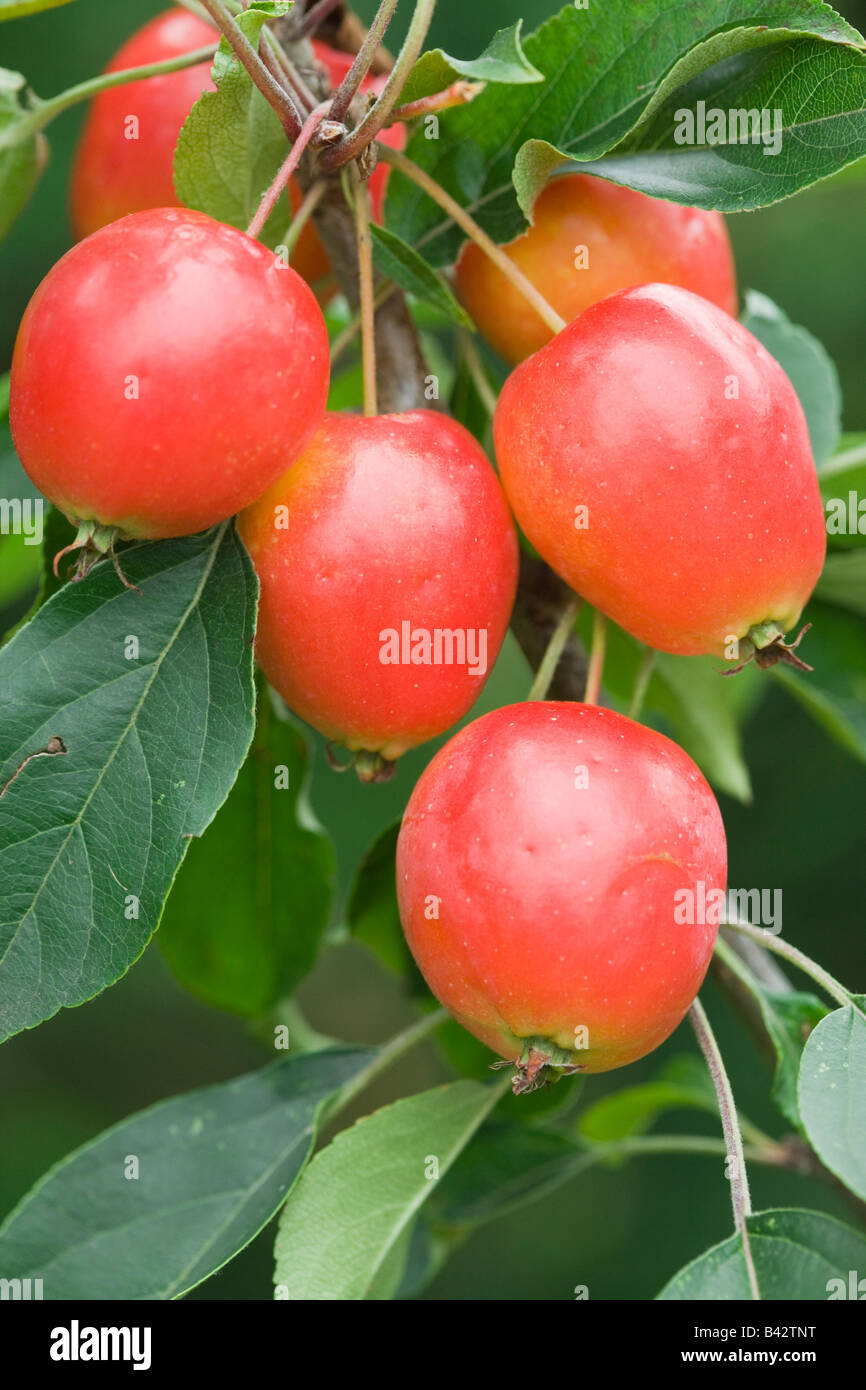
[70,8,217,240]
[396,702,727,1089]
[238,411,519,774]
[10,207,329,556]
[493,283,826,669]
[455,174,738,364]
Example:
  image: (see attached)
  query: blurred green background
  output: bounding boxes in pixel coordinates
[1,0,865,1301]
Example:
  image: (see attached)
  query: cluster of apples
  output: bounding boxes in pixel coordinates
[9,9,826,1089]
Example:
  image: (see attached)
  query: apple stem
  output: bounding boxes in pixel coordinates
[458,328,499,421]
[278,179,328,261]
[689,998,761,1300]
[378,145,568,338]
[330,282,397,366]
[348,166,379,418]
[528,594,582,701]
[390,80,485,124]
[724,918,861,1015]
[328,0,400,125]
[199,0,304,137]
[627,645,656,719]
[321,0,437,169]
[583,609,607,706]
[246,100,334,241]
[298,0,344,36]
[0,46,219,153]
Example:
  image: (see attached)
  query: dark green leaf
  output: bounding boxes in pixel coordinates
[740,291,841,465]
[815,551,866,617]
[397,22,543,107]
[370,224,472,327]
[436,1119,588,1226]
[577,1056,718,1143]
[0,525,257,1042]
[658,1208,866,1299]
[273,1079,503,1299]
[819,435,866,550]
[345,821,411,977]
[798,1004,866,1201]
[574,610,758,803]
[0,1048,371,1299]
[387,2,864,264]
[159,688,335,1017]
[174,6,290,243]
[773,601,866,763]
[531,36,866,216]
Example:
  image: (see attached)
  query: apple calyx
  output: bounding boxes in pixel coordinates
[495,1037,585,1096]
[324,744,397,784]
[53,520,140,592]
[721,621,813,677]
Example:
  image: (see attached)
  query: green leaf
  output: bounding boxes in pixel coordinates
[815,551,866,617]
[819,435,866,550]
[740,291,841,466]
[520,27,866,216]
[0,524,257,1043]
[397,22,543,107]
[578,1056,718,1143]
[730,977,828,1130]
[574,611,758,803]
[0,0,76,18]
[658,1208,866,1299]
[159,688,335,1018]
[436,1119,586,1226]
[174,6,290,243]
[387,2,865,264]
[345,821,412,977]
[273,1080,504,1299]
[773,601,866,764]
[370,224,472,327]
[0,1048,371,1299]
[0,70,46,241]
[798,1004,866,1201]
[650,654,755,805]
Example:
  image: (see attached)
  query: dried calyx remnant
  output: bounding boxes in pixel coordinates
[494,1039,585,1096]
[722,621,813,676]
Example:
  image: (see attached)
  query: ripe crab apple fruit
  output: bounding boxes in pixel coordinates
[494,283,826,670]
[396,702,727,1090]
[69,11,404,288]
[70,7,217,240]
[238,411,519,776]
[456,174,738,364]
[10,207,329,565]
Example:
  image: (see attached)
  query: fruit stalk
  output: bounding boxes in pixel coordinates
[327,0,399,123]
[199,0,304,135]
[378,145,567,336]
[320,0,437,168]
[689,998,760,1300]
[0,46,218,152]
[246,100,334,240]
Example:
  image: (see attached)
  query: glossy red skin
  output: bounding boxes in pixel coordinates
[238,411,519,759]
[70,9,217,239]
[69,13,404,280]
[10,208,329,539]
[397,702,726,1073]
[455,174,738,365]
[494,283,826,657]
